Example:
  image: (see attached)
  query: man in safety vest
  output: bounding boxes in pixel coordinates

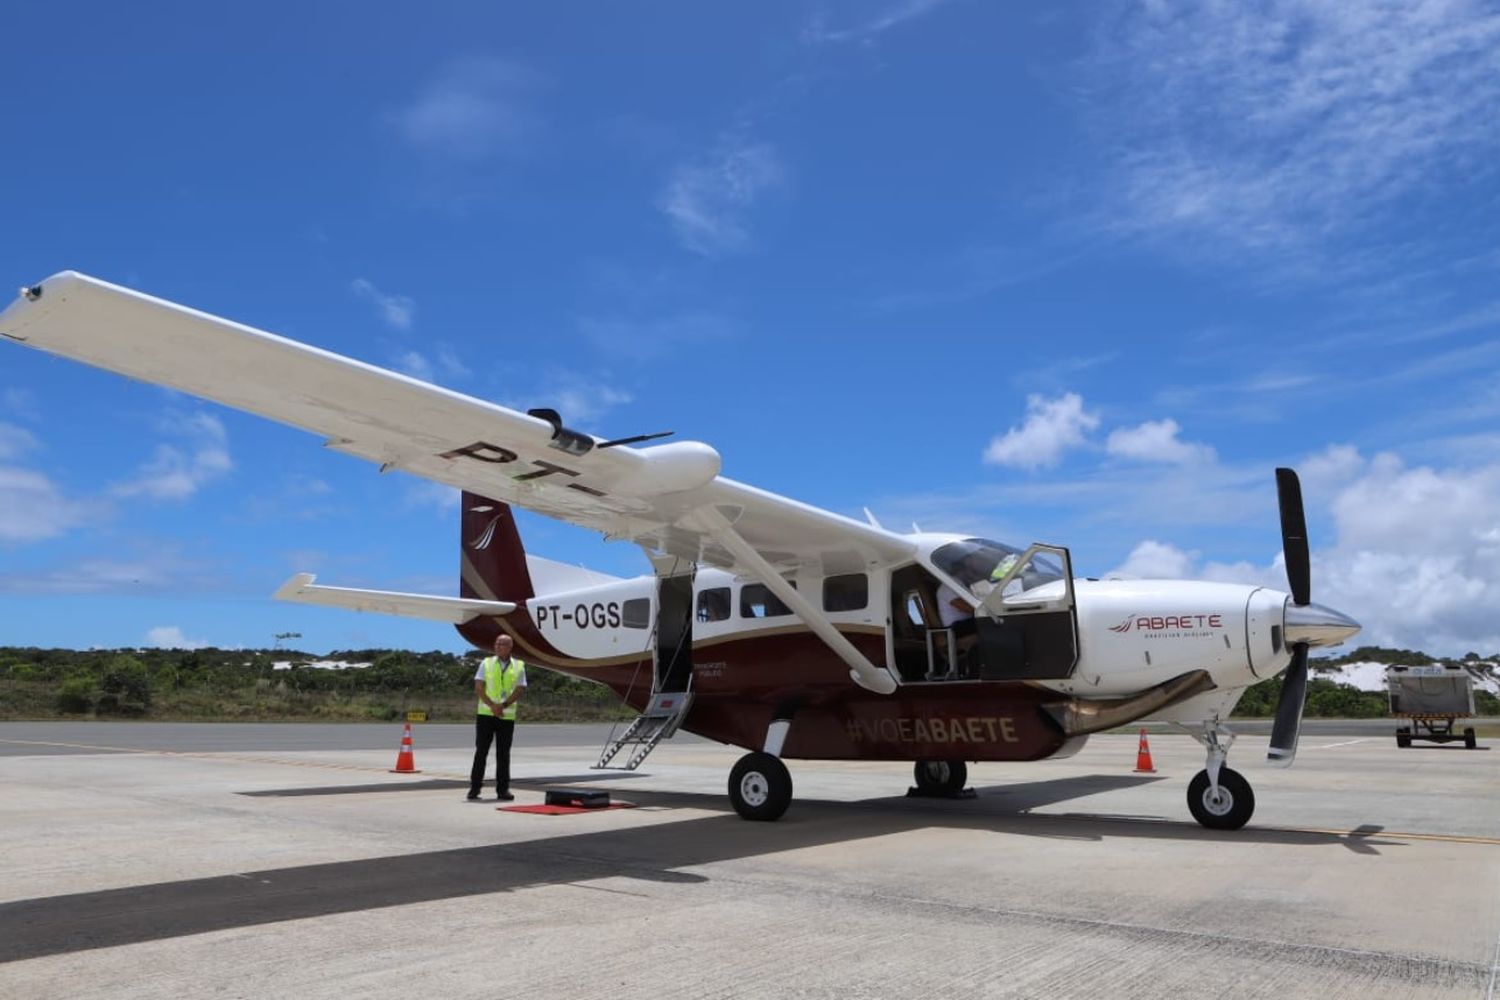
[468,633,527,802]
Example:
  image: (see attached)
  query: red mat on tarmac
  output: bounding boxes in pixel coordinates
[498,802,637,815]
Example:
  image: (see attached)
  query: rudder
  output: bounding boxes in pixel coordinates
[456,493,535,649]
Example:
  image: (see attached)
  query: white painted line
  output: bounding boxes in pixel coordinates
[1306,738,1371,750]
[1486,869,1500,1000]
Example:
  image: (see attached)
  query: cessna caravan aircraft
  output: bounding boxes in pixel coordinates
[1,272,1361,830]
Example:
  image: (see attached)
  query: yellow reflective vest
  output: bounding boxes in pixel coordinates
[478,656,524,720]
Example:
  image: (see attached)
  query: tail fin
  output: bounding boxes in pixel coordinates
[456,494,535,650]
[460,493,535,603]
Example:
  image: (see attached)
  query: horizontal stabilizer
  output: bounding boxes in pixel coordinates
[274,573,515,623]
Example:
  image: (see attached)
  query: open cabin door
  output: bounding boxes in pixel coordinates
[594,557,695,771]
[968,543,1078,681]
[888,544,1079,684]
[655,563,694,694]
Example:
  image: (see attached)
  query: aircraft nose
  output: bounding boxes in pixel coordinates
[1283,601,1361,647]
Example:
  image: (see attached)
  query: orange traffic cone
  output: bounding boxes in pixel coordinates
[390,722,421,773]
[1133,728,1156,773]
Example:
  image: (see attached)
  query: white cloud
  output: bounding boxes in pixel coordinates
[389,57,533,161]
[1106,418,1216,464]
[394,350,435,383]
[2,387,39,420]
[983,393,1099,469]
[1090,0,1500,258]
[146,626,209,650]
[352,278,416,331]
[0,421,39,460]
[111,412,232,501]
[522,382,634,425]
[393,346,468,384]
[1109,540,1197,579]
[660,138,784,256]
[0,551,202,594]
[0,466,92,542]
[1109,452,1500,655]
[802,0,949,45]
[404,480,461,515]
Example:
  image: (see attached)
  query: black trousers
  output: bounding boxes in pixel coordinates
[470,715,515,795]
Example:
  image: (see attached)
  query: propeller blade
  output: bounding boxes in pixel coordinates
[1275,467,1311,606]
[1267,643,1309,766]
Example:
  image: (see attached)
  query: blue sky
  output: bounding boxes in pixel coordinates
[3,1,1499,656]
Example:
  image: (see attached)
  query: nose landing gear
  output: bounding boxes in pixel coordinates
[1186,723,1255,830]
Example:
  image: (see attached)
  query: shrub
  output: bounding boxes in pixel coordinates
[56,676,95,714]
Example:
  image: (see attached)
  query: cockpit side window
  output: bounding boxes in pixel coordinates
[931,538,1064,592]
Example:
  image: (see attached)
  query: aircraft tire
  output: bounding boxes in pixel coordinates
[729,752,792,821]
[1187,768,1254,831]
[913,759,968,795]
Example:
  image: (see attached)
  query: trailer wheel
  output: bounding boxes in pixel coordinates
[1396,731,1411,748]
[1464,727,1477,749]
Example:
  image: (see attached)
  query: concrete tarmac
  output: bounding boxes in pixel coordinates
[1,722,1497,999]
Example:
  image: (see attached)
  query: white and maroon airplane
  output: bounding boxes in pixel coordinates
[1,272,1361,829]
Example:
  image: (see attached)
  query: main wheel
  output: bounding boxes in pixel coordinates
[1465,727,1477,749]
[1187,767,1255,830]
[913,759,968,795]
[729,752,793,821]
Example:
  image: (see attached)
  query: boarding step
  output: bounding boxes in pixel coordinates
[594,690,694,771]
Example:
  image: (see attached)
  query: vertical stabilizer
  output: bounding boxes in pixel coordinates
[456,493,534,649]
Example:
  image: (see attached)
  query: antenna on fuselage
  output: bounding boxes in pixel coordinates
[863,507,883,529]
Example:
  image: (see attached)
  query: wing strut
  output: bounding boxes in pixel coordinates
[692,506,897,695]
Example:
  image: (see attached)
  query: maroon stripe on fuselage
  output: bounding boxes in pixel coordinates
[477,624,1069,763]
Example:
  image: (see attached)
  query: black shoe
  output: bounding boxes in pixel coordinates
[465,792,483,802]
[496,792,515,802]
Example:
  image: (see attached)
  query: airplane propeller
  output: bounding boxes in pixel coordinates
[1268,467,1312,767]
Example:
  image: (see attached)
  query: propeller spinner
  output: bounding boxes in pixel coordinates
[1266,468,1361,767]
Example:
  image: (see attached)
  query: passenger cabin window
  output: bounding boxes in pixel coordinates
[696,587,731,622]
[740,582,795,618]
[822,573,868,612]
[621,598,651,629]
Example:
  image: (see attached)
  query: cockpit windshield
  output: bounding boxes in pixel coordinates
[930,538,1065,594]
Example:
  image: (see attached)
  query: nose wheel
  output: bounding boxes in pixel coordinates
[1187,767,1255,830]
[1185,722,1255,830]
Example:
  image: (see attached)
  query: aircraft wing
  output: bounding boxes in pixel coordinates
[0,272,914,580]
[273,574,516,623]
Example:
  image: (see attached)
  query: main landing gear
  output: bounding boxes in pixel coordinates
[1185,723,1255,830]
[729,752,793,821]
[911,759,969,797]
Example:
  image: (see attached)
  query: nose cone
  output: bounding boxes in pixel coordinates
[1284,601,1361,647]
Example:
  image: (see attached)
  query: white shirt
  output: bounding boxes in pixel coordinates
[474,657,528,687]
[935,583,971,627]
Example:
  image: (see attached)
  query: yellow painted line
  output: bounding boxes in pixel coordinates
[1266,825,1500,847]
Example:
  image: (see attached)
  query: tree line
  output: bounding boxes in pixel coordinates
[0,646,635,722]
[0,644,1494,722]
